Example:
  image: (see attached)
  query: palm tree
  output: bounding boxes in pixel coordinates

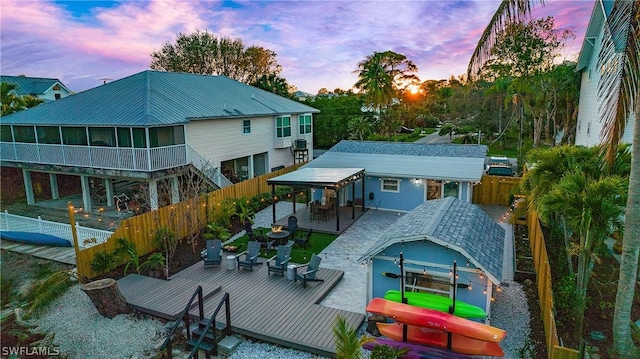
[596,1,639,357]
[333,315,372,359]
[468,2,638,355]
[354,51,418,113]
[347,116,372,141]
[537,170,627,339]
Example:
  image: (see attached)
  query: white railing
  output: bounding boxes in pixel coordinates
[0,211,113,249]
[186,145,233,188]
[0,142,188,172]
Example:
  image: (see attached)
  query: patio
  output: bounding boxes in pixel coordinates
[272,203,367,235]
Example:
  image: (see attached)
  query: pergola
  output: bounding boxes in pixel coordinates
[267,167,366,231]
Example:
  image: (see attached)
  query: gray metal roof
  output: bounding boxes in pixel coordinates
[358,197,504,284]
[1,70,319,126]
[0,75,71,96]
[305,140,487,182]
[267,167,365,189]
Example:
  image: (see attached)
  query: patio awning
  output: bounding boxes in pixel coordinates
[267,167,365,189]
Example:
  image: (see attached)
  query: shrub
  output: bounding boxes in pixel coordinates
[153,226,177,262]
[90,250,116,276]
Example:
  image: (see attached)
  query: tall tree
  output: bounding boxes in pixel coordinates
[1,82,42,116]
[251,74,293,98]
[150,30,281,84]
[597,1,640,357]
[354,51,418,112]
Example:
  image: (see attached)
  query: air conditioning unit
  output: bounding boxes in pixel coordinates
[295,139,307,149]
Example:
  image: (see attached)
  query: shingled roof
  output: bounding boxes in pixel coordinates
[2,70,318,126]
[358,197,504,284]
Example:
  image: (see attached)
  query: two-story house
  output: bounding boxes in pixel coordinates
[0,70,318,213]
[0,75,72,102]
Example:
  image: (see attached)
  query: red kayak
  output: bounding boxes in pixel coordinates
[377,322,505,357]
[366,297,506,343]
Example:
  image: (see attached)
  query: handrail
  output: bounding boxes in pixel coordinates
[187,292,232,359]
[160,285,204,359]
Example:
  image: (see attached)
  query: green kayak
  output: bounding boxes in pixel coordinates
[384,290,487,319]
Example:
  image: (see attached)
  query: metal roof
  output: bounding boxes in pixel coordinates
[1,70,319,127]
[267,167,365,189]
[0,75,71,96]
[358,197,504,284]
[305,140,487,182]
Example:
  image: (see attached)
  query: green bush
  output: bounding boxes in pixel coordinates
[90,250,116,276]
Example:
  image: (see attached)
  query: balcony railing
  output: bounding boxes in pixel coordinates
[0,142,188,172]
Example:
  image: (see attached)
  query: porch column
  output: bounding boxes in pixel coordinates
[22,169,35,205]
[149,179,159,210]
[271,184,276,224]
[104,179,114,207]
[361,177,365,212]
[170,176,180,204]
[49,173,59,200]
[248,155,254,179]
[80,175,92,213]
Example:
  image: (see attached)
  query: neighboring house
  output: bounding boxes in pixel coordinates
[358,197,505,323]
[0,75,72,102]
[574,0,635,146]
[0,70,318,212]
[304,140,487,212]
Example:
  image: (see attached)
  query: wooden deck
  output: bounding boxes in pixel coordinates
[123,257,365,358]
[274,205,367,235]
[117,274,222,320]
[0,239,76,265]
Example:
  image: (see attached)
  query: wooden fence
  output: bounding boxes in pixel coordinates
[74,163,304,279]
[527,211,580,359]
[472,175,522,206]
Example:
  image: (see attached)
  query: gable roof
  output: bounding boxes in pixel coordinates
[305,140,487,182]
[576,0,615,71]
[0,75,71,96]
[1,70,319,127]
[358,197,504,284]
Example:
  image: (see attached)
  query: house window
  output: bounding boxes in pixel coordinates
[586,122,591,136]
[299,114,312,134]
[0,125,12,142]
[243,120,251,134]
[54,93,61,100]
[89,127,116,147]
[62,127,88,145]
[149,126,183,147]
[14,126,36,143]
[117,128,131,147]
[381,178,400,193]
[276,116,291,138]
[36,126,61,144]
[443,181,459,198]
[404,270,451,296]
[132,128,146,148]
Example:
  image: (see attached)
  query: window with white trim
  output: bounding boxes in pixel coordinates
[299,114,312,134]
[381,178,400,193]
[276,116,291,138]
[243,120,251,134]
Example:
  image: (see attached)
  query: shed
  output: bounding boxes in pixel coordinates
[358,197,505,321]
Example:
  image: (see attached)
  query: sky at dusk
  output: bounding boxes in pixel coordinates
[1,0,595,94]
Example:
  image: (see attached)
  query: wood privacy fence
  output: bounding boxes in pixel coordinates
[527,211,580,359]
[75,163,304,279]
[472,175,521,206]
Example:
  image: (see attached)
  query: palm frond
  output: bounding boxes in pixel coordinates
[23,270,75,319]
[467,0,545,81]
[598,0,640,164]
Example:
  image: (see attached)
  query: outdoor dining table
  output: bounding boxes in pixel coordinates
[266,230,290,245]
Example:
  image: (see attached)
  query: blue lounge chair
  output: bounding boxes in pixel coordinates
[295,253,324,288]
[236,241,263,271]
[203,240,222,268]
[267,245,291,277]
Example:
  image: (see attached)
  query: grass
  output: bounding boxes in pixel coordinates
[226,228,338,264]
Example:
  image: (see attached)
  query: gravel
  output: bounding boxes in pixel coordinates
[490,280,531,358]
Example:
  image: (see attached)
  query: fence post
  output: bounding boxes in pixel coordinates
[4,210,9,230]
[68,202,83,277]
[38,216,43,233]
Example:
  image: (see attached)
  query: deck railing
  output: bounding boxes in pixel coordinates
[0,210,113,248]
[0,142,188,172]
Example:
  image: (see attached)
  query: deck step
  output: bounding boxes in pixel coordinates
[186,339,215,353]
[218,335,242,355]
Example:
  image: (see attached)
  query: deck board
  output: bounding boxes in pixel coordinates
[152,257,365,357]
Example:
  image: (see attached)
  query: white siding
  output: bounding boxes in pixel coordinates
[576,10,634,147]
[186,115,313,172]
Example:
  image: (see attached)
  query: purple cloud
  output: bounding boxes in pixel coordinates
[1,0,593,94]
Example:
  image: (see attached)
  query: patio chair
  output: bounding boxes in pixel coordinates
[295,253,324,288]
[236,240,263,271]
[246,222,273,250]
[267,245,291,277]
[287,215,298,235]
[203,239,222,268]
[294,228,312,248]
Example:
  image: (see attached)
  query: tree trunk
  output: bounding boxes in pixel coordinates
[81,278,131,318]
[613,107,640,358]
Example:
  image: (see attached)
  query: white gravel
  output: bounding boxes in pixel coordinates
[490,280,532,358]
[34,285,166,359]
